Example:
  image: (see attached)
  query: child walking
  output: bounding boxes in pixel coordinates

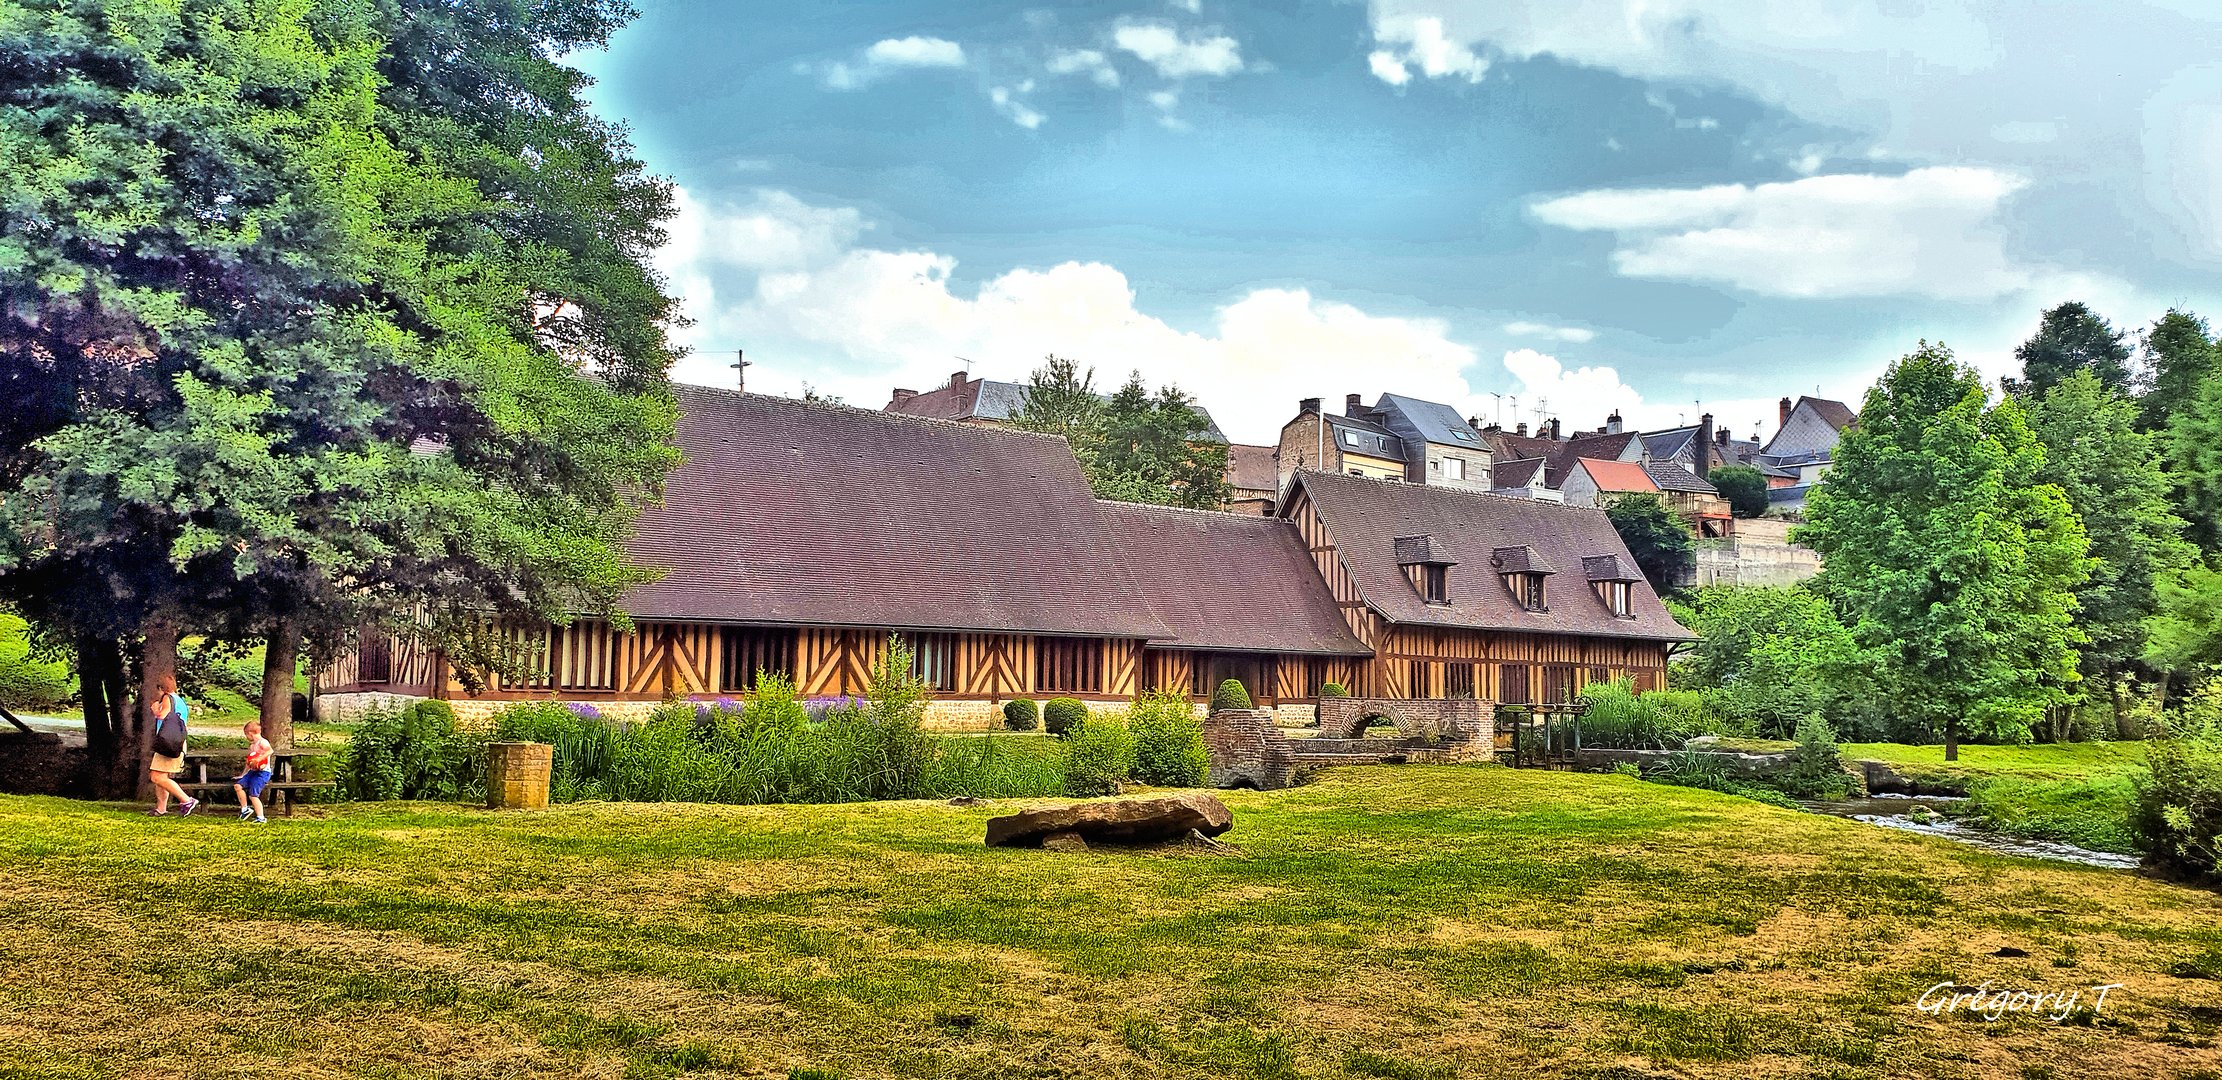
[233,720,274,824]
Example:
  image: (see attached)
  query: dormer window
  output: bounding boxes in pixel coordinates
[1580,553,1642,620]
[1508,572,1546,611]
[1607,580,1632,617]
[1396,534,1458,606]
[1423,563,1449,603]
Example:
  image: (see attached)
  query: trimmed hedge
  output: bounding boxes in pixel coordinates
[1318,681,1348,698]
[1001,698,1039,731]
[1043,697,1089,737]
[1209,679,1252,714]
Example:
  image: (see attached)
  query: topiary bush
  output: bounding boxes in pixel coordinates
[1061,716,1136,797]
[1128,688,1208,787]
[1002,698,1039,731]
[1209,679,1252,714]
[1318,681,1347,698]
[334,699,484,802]
[1043,697,1089,737]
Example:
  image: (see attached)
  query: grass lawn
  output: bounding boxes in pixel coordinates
[1841,743,2152,855]
[4,766,2220,1079]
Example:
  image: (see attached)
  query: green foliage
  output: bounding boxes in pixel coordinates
[2144,565,2222,673]
[2026,371,2193,715]
[1043,697,1089,737]
[1638,750,1801,809]
[1577,680,1748,749]
[1009,356,1229,509]
[2006,301,2133,397]
[1964,774,2139,854]
[2131,687,2222,880]
[2140,309,2219,432]
[492,702,622,803]
[1001,699,1039,731]
[1060,716,1137,797]
[1209,679,1253,714]
[1775,716,1855,800]
[1319,682,1348,698]
[1672,585,1869,739]
[1128,689,1209,787]
[1603,494,1693,597]
[334,701,482,802]
[0,612,71,711]
[922,736,1064,799]
[1707,465,1771,519]
[1797,343,2092,750]
[818,639,935,802]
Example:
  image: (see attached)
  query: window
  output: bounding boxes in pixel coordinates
[1443,457,1466,481]
[720,628,795,693]
[1542,665,1577,704]
[551,622,617,691]
[1499,663,1530,704]
[1423,563,1450,604]
[1342,431,1361,446]
[1446,662,1476,699]
[357,628,392,685]
[1609,581,1634,618]
[1507,572,1546,611]
[907,633,956,692]
[1036,638,1102,694]
[1588,666,1610,692]
[1407,659,1432,698]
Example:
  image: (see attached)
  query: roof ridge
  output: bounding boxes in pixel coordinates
[1297,468,1610,518]
[1097,498,1286,523]
[673,381,1076,445]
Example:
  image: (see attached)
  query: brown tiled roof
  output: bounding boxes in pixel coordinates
[1483,429,1644,486]
[1099,503,1370,655]
[1226,443,1279,494]
[1490,545,1556,575]
[1799,396,1858,431]
[1289,471,1694,641]
[622,387,1171,640]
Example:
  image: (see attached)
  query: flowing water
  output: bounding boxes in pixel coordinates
[1801,794,2139,870]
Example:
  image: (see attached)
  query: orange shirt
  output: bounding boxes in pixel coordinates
[244,736,273,771]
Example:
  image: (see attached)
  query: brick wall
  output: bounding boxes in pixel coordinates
[1201,708,1298,790]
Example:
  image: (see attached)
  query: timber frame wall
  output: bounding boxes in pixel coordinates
[1281,487,1673,703]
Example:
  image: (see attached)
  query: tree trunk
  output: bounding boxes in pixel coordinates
[132,620,181,800]
[260,622,297,749]
[76,635,124,797]
[1943,718,1959,762]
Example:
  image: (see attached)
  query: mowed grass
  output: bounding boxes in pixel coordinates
[3,767,2220,1080]
[1842,742,2152,854]
[1840,741,2149,782]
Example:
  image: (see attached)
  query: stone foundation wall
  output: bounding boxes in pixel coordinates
[1201,708,1298,790]
[1317,697,1489,744]
[322,693,1303,734]
[314,691,429,723]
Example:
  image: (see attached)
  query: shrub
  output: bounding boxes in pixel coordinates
[924,735,1063,798]
[1319,682,1348,698]
[817,640,935,801]
[0,612,72,711]
[2132,698,2222,881]
[334,700,483,802]
[1128,688,1208,787]
[1002,698,1039,731]
[492,701,619,802]
[1775,715,1856,800]
[1577,679,1669,749]
[1639,748,1801,809]
[1061,716,1136,797]
[1043,697,1089,737]
[1209,678,1252,714]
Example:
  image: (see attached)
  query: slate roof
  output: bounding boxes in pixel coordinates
[1226,443,1279,494]
[1491,545,1556,575]
[886,376,1230,442]
[1491,457,1548,489]
[1644,461,1719,494]
[1582,554,1642,582]
[1800,396,1858,431]
[1482,428,1644,486]
[1289,471,1694,641]
[1326,413,1407,460]
[1099,503,1371,656]
[1372,393,1489,449]
[1575,457,1656,494]
[624,387,1172,640]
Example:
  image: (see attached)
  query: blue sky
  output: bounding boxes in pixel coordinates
[578,0,2222,443]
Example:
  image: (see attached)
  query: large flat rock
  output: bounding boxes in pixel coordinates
[985,792,1234,848]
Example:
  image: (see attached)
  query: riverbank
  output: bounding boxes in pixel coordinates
[3,765,2217,1077]
[1842,743,2148,854]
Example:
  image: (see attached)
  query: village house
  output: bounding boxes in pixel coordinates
[1223,443,1280,516]
[1274,393,1495,493]
[1274,396,1410,488]
[319,387,1689,724]
[1759,395,1858,513]
[883,369,1232,441]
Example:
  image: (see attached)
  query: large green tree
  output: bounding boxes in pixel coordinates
[0,0,678,789]
[1797,343,2092,758]
[1602,494,1693,598]
[2139,309,2218,432]
[2026,370,2195,733]
[1671,584,1868,738]
[1706,464,1770,519]
[1013,358,1229,509]
[2005,301,2133,398]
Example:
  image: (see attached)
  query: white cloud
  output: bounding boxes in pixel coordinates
[1495,348,1812,442]
[990,86,1046,129]
[1504,321,1595,343]
[863,36,965,68]
[813,35,967,89]
[1113,22,1245,79]
[1530,166,2032,300]
[1047,48,1120,88]
[1169,0,1203,12]
[1367,14,1487,85]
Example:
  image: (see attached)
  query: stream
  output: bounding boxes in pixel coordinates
[1801,794,2139,870]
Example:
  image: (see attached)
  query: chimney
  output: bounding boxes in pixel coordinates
[1695,413,1715,478]
[890,388,918,407]
[1299,396,1322,415]
[1779,396,1793,427]
[1606,410,1623,435]
[1548,418,1562,440]
[949,370,969,390]
[1717,426,1730,446]
[1345,393,1364,417]
[1516,421,1529,436]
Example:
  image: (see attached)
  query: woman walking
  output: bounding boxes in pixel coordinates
[147,675,199,816]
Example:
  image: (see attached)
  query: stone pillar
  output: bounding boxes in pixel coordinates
[486,742,552,810]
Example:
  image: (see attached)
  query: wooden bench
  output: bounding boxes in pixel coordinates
[179,749,332,817]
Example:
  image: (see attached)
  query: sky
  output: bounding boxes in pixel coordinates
[576,0,2222,445]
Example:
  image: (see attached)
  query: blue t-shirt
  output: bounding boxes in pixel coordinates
[172,693,189,724]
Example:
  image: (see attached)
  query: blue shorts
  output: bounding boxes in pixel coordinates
[235,769,272,797]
